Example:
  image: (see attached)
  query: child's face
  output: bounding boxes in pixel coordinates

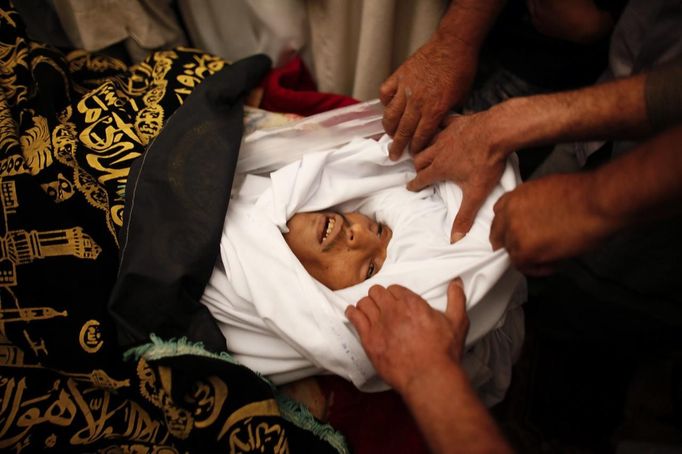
[284,211,392,290]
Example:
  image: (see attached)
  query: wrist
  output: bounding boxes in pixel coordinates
[436,0,504,55]
[397,357,462,398]
[484,98,532,158]
[585,167,632,236]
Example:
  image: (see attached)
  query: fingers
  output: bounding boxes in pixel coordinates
[382,83,407,138]
[345,304,370,339]
[445,278,468,331]
[357,293,382,322]
[407,163,439,192]
[450,191,486,243]
[386,284,420,303]
[379,75,398,106]
[413,145,437,172]
[490,193,509,250]
[489,211,505,251]
[409,116,439,155]
[389,91,420,160]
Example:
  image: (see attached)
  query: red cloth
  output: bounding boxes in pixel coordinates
[259,56,358,116]
[318,376,430,454]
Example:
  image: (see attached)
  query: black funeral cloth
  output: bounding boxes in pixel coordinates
[108,53,270,353]
[0,2,346,452]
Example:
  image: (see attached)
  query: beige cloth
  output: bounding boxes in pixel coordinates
[306,0,444,100]
[177,0,444,100]
[53,0,186,61]
[178,0,308,67]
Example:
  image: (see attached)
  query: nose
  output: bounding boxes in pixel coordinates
[343,224,365,248]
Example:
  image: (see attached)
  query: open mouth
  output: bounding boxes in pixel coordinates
[321,216,336,243]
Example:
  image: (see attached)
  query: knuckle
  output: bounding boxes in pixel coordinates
[395,125,414,141]
[386,284,404,296]
[368,284,384,299]
[382,117,398,135]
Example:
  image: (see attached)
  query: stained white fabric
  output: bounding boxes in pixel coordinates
[201,135,525,402]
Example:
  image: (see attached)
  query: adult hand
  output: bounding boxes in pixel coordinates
[345,279,469,394]
[380,37,477,160]
[490,172,614,275]
[407,112,509,242]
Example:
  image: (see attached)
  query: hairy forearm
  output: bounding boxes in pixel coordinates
[589,124,682,230]
[489,74,650,154]
[400,361,513,454]
[436,0,506,53]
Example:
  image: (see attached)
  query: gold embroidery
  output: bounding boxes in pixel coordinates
[52,119,118,242]
[0,155,27,177]
[20,115,52,174]
[0,306,68,323]
[188,376,227,429]
[0,335,40,368]
[0,8,18,28]
[40,172,74,203]
[98,444,180,454]
[218,399,280,441]
[78,320,103,354]
[67,51,127,75]
[228,420,289,454]
[0,36,29,107]
[5,227,101,262]
[135,104,164,146]
[0,373,174,449]
[0,178,100,299]
[117,60,153,99]
[0,92,19,153]
[22,330,47,356]
[55,369,130,391]
[76,82,142,231]
[44,433,56,448]
[174,53,225,105]
[0,38,27,71]
[131,52,175,146]
[136,359,193,440]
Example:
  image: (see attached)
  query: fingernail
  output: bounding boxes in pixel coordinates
[452,277,463,288]
[451,232,465,243]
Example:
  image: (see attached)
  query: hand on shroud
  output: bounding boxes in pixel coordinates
[380,36,477,160]
[490,172,613,275]
[408,112,508,243]
[346,279,469,394]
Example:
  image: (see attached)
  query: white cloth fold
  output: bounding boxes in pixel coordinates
[202,135,525,401]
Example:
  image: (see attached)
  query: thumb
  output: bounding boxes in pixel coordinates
[450,191,485,243]
[445,278,468,330]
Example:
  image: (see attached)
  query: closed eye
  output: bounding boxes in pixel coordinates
[366,262,376,280]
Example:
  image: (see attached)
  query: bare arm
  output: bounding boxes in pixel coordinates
[490,124,682,275]
[409,72,652,242]
[381,0,506,159]
[400,358,513,454]
[493,73,650,150]
[346,281,512,454]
